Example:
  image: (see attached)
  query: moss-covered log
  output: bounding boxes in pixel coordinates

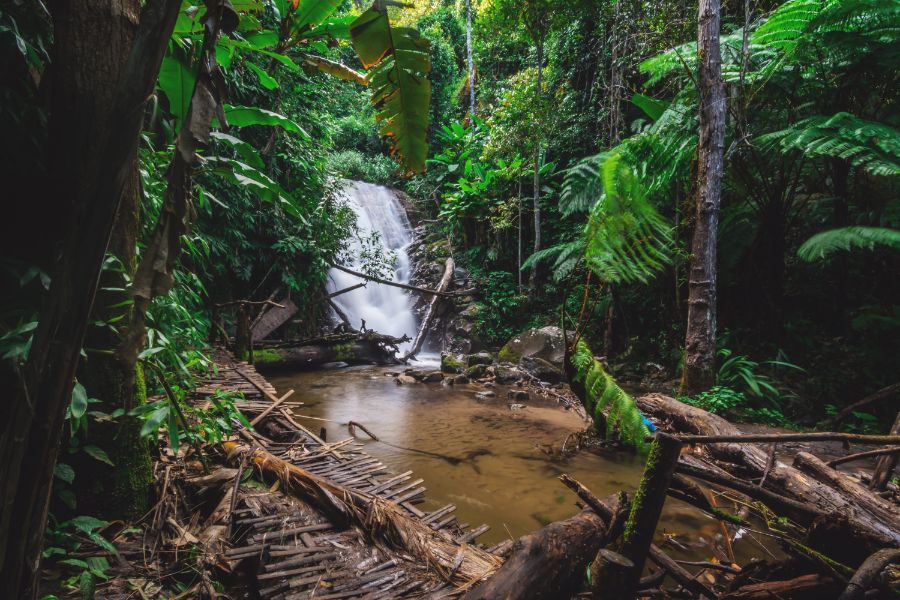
[253,332,409,369]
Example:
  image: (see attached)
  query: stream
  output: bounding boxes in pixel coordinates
[268,366,778,564]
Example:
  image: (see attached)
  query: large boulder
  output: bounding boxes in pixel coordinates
[441,353,465,374]
[498,326,571,368]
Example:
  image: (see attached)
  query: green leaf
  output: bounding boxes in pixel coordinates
[632,93,668,121]
[351,8,432,173]
[82,445,114,466]
[210,132,265,169]
[68,516,109,535]
[292,0,343,31]
[158,53,196,129]
[168,408,181,450]
[55,463,75,484]
[79,570,95,600]
[798,227,900,261]
[71,383,89,420]
[60,558,89,570]
[246,60,278,89]
[139,405,169,438]
[222,104,309,138]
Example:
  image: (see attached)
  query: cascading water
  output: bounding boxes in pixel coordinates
[328,181,418,352]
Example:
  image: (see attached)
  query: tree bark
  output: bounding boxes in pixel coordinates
[404,258,453,361]
[0,0,180,596]
[529,31,544,294]
[870,412,900,490]
[681,0,726,395]
[465,0,475,118]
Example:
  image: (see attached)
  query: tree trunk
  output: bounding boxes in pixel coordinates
[465,0,475,118]
[404,258,454,361]
[73,159,152,519]
[0,0,180,596]
[681,0,726,395]
[529,33,544,294]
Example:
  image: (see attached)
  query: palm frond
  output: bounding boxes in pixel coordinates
[798,226,900,261]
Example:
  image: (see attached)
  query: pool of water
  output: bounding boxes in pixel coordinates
[266,365,777,563]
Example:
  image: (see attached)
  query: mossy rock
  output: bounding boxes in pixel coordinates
[498,326,570,368]
[465,364,487,379]
[441,354,465,374]
[466,352,493,367]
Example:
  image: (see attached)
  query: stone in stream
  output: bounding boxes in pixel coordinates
[395,374,417,385]
[452,374,470,385]
[520,356,563,383]
[508,403,527,411]
[466,351,493,367]
[465,364,487,379]
[507,390,529,401]
[498,326,572,368]
[475,390,496,399]
[441,353,465,374]
[494,366,521,384]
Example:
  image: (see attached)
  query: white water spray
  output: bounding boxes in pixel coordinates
[328,181,418,351]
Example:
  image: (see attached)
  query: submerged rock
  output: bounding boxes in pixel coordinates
[452,374,470,385]
[475,390,496,399]
[507,390,529,401]
[508,403,527,411]
[465,364,487,379]
[494,366,521,384]
[395,374,417,385]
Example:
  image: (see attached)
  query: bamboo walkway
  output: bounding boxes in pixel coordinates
[191,352,498,599]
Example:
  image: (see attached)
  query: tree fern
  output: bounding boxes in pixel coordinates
[583,151,674,285]
[570,340,651,451]
[521,238,586,281]
[797,226,900,261]
[758,113,900,177]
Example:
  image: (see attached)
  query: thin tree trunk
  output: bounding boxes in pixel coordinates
[681,0,726,395]
[0,0,180,596]
[465,0,475,118]
[529,33,544,294]
[518,179,523,293]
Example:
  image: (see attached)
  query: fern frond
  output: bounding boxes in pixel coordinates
[797,226,900,260]
[521,238,586,281]
[758,113,900,177]
[583,153,674,285]
[569,340,651,451]
[560,153,606,217]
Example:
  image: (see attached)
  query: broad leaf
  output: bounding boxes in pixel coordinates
[222,104,309,138]
[292,0,343,31]
[83,445,115,466]
[158,53,196,129]
[70,382,88,420]
[300,54,367,85]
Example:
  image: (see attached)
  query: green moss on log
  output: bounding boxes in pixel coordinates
[253,348,285,365]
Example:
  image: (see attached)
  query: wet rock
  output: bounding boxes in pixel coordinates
[508,403,527,411]
[452,374,470,385]
[421,371,444,383]
[507,390,529,401]
[475,390,496,399]
[520,356,563,383]
[494,366,521,384]
[498,326,572,368]
[395,375,416,385]
[466,351,493,367]
[441,353,465,374]
[465,364,487,379]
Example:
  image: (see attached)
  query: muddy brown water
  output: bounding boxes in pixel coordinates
[266,365,778,564]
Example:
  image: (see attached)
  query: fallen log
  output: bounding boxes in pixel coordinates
[722,573,840,599]
[635,393,900,549]
[675,432,900,445]
[837,547,900,600]
[403,257,453,361]
[870,412,900,491]
[220,441,501,586]
[252,331,409,369]
[329,262,457,297]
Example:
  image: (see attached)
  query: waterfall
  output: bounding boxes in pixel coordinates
[328,181,418,351]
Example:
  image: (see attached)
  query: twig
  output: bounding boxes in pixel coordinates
[249,389,294,426]
[145,361,209,472]
[348,421,379,441]
[826,446,900,467]
[673,432,900,445]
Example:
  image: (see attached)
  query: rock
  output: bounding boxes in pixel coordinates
[475,390,496,399]
[520,356,563,383]
[396,375,416,385]
[466,352,493,367]
[421,371,444,383]
[494,366,521,384]
[465,364,487,379]
[498,326,572,368]
[452,374,470,385]
[507,390,529,401]
[441,353,465,374]
[508,403,526,411]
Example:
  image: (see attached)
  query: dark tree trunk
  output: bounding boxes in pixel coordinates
[681,0,726,395]
[0,0,179,596]
[529,32,544,294]
[73,162,152,519]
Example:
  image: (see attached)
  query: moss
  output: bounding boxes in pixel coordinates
[497,344,520,363]
[441,355,464,374]
[333,342,354,362]
[253,348,284,365]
